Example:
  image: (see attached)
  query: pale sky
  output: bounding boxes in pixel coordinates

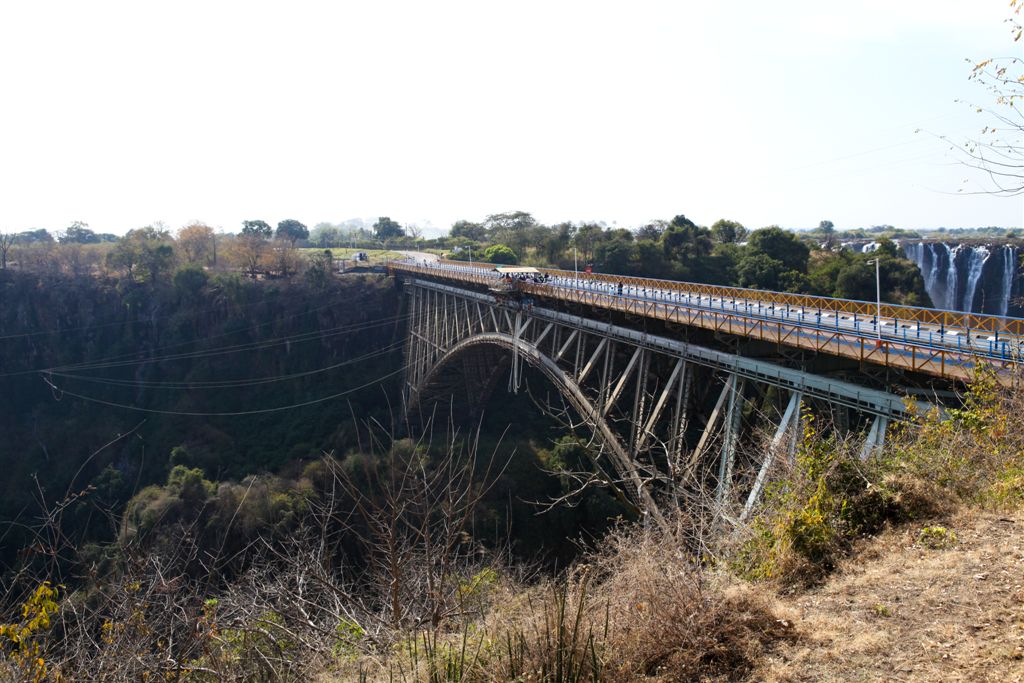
[0,0,1021,237]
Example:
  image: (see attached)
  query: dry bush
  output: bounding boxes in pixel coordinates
[355,516,792,683]
[724,367,1024,590]
[590,522,793,682]
[887,368,1024,511]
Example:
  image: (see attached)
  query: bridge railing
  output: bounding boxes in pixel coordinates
[515,279,1011,383]
[429,258,1024,337]
[389,260,1022,383]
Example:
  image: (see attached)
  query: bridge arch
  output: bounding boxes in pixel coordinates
[398,276,920,528]
[408,331,662,520]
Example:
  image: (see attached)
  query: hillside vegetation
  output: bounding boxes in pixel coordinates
[2,287,1021,682]
[0,224,1020,681]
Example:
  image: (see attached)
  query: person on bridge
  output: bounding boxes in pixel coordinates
[617,282,623,296]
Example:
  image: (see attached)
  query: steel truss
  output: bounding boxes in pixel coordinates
[402,278,919,525]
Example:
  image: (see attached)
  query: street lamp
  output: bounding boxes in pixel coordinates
[866,258,882,343]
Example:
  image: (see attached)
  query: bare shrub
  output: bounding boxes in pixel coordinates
[591,521,793,682]
[723,367,1024,589]
[359,515,792,683]
[888,368,1024,510]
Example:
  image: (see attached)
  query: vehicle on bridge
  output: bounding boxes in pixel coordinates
[489,266,545,295]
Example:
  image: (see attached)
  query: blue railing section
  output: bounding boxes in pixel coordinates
[397,260,1019,363]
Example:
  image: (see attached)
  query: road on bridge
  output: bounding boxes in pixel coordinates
[390,258,1023,385]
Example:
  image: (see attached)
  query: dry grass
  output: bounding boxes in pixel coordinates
[343,518,796,683]
[755,508,1024,682]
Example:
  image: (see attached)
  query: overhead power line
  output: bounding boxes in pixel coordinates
[0,286,342,341]
[0,301,452,379]
[47,340,403,389]
[40,364,409,417]
[52,314,408,373]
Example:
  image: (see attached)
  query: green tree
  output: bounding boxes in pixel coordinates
[660,223,713,279]
[736,252,788,290]
[173,265,209,299]
[544,222,574,265]
[59,221,100,244]
[305,250,335,289]
[450,220,487,242]
[747,226,810,273]
[373,216,405,241]
[485,211,536,256]
[241,220,273,238]
[276,219,309,245]
[573,223,603,264]
[834,262,875,300]
[710,219,747,244]
[595,232,635,273]
[483,243,518,264]
[310,223,341,247]
[634,220,668,241]
[167,465,215,504]
[634,239,670,278]
[15,229,53,244]
[106,226,175,284]
[806,250,853,295]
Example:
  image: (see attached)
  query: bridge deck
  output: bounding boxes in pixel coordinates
[389,260,1023,385]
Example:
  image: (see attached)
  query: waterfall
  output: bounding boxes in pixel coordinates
[1000,245,1017,317]
[944,244,961,311]
[902,241,1020,315]
[927,244,947,308]
[903,242,945,308]
[960,246,990,312]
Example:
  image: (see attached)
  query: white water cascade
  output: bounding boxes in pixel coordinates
[960,245,990,312]
[1001,245,1017,317]
[902,242,1019,315]
[944,244,961,311]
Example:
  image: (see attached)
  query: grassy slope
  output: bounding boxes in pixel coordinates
[759,508,1024,682]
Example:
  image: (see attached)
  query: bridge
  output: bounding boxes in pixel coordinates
[388,258,1022,525]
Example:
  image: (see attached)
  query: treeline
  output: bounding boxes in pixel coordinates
[0,213,931,305]
[441,212,932,306]
[0,219,336,284]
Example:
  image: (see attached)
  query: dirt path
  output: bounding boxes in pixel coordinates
[757,510,1024,682]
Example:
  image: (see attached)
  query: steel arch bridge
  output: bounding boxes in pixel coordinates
[399,276,930,524]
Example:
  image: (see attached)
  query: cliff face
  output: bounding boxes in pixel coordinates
[901,242,1020,316]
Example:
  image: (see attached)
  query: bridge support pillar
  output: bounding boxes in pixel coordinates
[859,415,889,460]
[717,375,746,504]
[741,391,803,521]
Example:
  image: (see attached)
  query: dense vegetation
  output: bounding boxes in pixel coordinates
[0,215,1018,681]
[441,213,934,305]
[0,268,401,569]
[1,212,958,309]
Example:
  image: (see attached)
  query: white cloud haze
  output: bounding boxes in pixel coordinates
[0,0,1019,236]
